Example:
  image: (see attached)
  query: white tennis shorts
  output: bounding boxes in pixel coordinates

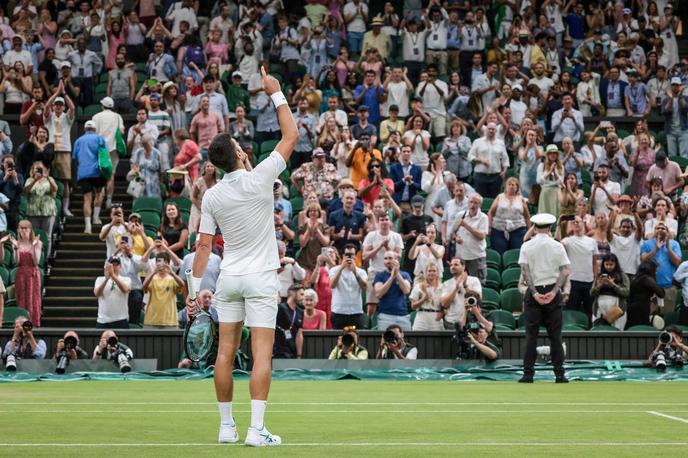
[213,270,280,328]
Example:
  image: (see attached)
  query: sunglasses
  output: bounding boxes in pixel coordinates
[370,164,381,169]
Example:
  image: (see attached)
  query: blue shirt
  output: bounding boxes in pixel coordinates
[641,238,681,288]
[327,208,366,250]
[564,13,585,39]
[178,305,219,328]
[673,261,688,307]
[0,171,25,204]
[606,81,623,108]
[353,85,383,125]
[447,24,460,49]
[72,132,106,181]
[624,82,649,115]
[374,270,412,316]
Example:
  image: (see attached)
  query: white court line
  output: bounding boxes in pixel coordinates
[0,409,683,414]
[1,442,687,448]
[647,411,688,424]
[3,401,688,406]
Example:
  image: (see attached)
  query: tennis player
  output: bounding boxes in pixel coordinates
[191,67,297,447]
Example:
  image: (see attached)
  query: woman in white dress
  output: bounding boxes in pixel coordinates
[659,5,679,70]
[410,263,445,331]
[408,223,445,284]
[421,153,447,224]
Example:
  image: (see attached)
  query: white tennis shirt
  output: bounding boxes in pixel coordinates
[199,151,286,276]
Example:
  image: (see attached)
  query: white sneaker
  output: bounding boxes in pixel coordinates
[63,209,74,217]
[218,422,239,443]
[92,218,103,225]
[245,426,281,447]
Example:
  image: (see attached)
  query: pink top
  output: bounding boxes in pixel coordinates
[174,140,201,182]
[205,41,229,63]
[357,178,394,206]
[190,111,224,149]
[302,309,326,330]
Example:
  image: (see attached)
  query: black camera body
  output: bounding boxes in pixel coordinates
[341,333,355,348]
[108,336,132,373]
[453,322,480,359]
[56,335,78,374]
[653,331,685,372]
[383,330,397,344]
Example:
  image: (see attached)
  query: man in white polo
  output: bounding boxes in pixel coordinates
[191,67,298,447]
[363,212,403,317]
[518,213,571,383]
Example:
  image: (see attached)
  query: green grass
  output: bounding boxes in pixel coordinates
[1,380,687,457]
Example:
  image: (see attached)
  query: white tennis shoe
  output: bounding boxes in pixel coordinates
[218,422,239,443]
[244,425,281,447]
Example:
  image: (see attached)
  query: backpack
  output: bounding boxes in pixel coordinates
[184,46,205,68]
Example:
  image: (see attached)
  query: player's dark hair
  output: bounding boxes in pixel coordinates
[208,133,237,173]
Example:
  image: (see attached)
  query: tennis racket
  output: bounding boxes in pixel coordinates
[183,269,218,363]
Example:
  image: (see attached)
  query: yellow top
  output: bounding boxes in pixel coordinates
[143,275,182,327]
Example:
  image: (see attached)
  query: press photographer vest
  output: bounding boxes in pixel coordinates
[381,343,416,359]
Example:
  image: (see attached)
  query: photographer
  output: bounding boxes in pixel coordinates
[328,327,369,360]
[92,330,134,372]
[647,326,687,372]
[2,317,46,369]
[454,290,501,359]
[461,321,500,362]
[376,325,417,360]
[53,330,88,373]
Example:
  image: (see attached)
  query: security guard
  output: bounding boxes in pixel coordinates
[518,213,571,383]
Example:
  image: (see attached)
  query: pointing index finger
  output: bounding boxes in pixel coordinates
[261,66,267,78]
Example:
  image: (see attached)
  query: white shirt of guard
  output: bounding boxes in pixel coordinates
[199,151,286,275]
[518,233,570,286]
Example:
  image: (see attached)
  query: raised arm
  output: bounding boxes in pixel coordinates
[261,66,298,163]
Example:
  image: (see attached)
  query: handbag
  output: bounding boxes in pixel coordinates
[603,304,624,324]
[116,129,127,158]
[127,177,145,198]
[97,146,113,180]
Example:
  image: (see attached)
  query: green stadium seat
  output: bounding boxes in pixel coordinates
[139,211,161,233]
[627,325,659,331]
[563,310,590,330]
[516,314,546,332]
[489,309,516,330]
[83,104,101,118]
[260,140,279,156]
[482,287,500,310]
[0,266,9,285]
[563,324,585,331]
[481,197,494,213]
[502,249,521,269]
[501,267,521,289]
[486,249,501,271]
[663,311,681,326]
[670,156,688,170]
[2,247,13,268]
[590,323,620,331]
[485,268,501,291]
[500,288,523,314]
[165,197,192,213]
[133,196,163,214]
[581,169,592,185]
[2,307,29,326]
[291,196,304,214]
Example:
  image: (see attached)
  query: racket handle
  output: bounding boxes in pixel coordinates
[185,269,197,301]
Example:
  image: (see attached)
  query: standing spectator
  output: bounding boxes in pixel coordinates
[416,64,448,141]
[645,152,684,199]
[353,71,384,128]
[440,257,482,330]
[440,180,470,246]
[296,203,330,276]
[410,263,444,331]
[537,145,565,217]
[610,214,643,279]
[172,128,201,183]
[599,66,627,117]
[389,145,422,212]
[662,77,688,159]
[401,195,434,272]
[158,202,189,260]
[190,95,224,159]
[126,108,159,152]
[276,241,306,300]
[624,71,650,118]
[401,19,425,84]
[225,72,250,114]
[72,120,106,234]
[189,162,217,234]
[517,129,543,199]
[373,251,412,331]
[408,223,444,283]
[468,122,509,198]
[590,253,630,330]
[44,87,76,217]
[357,159,394,207]
[66,37,103,106]
[458,11,483,85]
[329,243,368,329]
[362,18,391,60]
[626,260,664,329]
[92,97,124,211]
[471,63,499,116]
[363,212,403,317]
[93,257,131,329]
[111,235,147,325]
[147,93,172,170]
[0,155,25,233]
[382,69,412,119]
[421,154,446,221]
[561,216,598,317]
[328,188,366,252]
[146,41,177,83]
[423,5,449,75]
[180,239,221,293]
[22,162,57,256]
[291,97,317,169]
[347,134,382,187]
[342,0,368,55]
[629,134,656,197]
[486,177,530,255]
[274,283,304,359]
[550,93,584,145]
[589,164,620,216]
[291,149,340,200]
[640,222,681,315]
[402,115,431,168]
[228,105,254,162]
[442,121,472,183]
[99,205,127,258]
[129,134,163,198]
[10,220,43,327]
[142,253,184,328]
[107,53,136,115]
[449,193,489,284]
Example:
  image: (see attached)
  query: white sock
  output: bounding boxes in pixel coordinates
[84,217,91,226]
[63,198,70,212]
[218,402,234,426]
[250,400,267,429]
[93,207,101,220]
[106,197,112,208]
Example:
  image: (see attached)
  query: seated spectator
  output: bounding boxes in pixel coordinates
[2,317,47,362]
[328,326,368,360]
[357,158,393,207]
[277,241,306,300]
[409,263,444,331]
[172,128,202,183]
[375,324,417,360]
[22,162,58,256]
[129,134,163,198]
[487,177,530,255]
[93,257,131,329]
[373,251,412,330]
[440,257,482,330]
[178,289,218,328]
[329,244,368,330]
[296,204,330,276]
[274,284,305,359]
[16,127,55,177]
[590,253,630,331]
[180,239,220,293]
[449,193,488,283]
[309,248,338,328]
[302,288,327,330]
[640,222,681,315]
[290,148,340,200]
[408,223,444,282]
[142,253,184,328]
[158,202,189,259]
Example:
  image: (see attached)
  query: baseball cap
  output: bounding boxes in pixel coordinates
[107,256,121,264]
[617,195,633,204]
[545,144,559,154]
[100,96,114,108]
[655,151,668,163]
[623,8,631,14]
[671,77,682,85]
[149,93,161,101]
[84,120,96,129]
[411,195,425,207]
[61,61,71,69]
[54,96,65,104]
[232,71,243,79]
[512,84,523,92]
[358,104,369,112]
[128,212,142,221]
[312,148,326,158]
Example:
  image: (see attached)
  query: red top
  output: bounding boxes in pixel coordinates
[357,178,394,206]
[174,139,201,182]
[302,309,326,330]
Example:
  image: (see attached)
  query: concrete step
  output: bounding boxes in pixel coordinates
[53,258,105,269]
[42,296,97,307]
[40,316,97,327]
[45,276,96,287]
[45,286,95,297]
[52,249,105,260]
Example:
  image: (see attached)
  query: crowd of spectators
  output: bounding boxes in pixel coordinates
[0,0,687,363]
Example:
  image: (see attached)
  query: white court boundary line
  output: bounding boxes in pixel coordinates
[2,409,688,414]
[1,442,687,448]
[3,401,688,406]
[647,411,688,424]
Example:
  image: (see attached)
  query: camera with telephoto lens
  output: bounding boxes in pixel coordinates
[453,322,480,359]
[659,331,672,346]
[465,296,478,309]
[55,335,78,374]
[4,350,17,371]
[107,336,132,373]
[341,333,355,348]
[652,330,684,372]
[383,330,397,344]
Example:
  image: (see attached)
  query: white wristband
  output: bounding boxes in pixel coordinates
[191,277,202,295]
[270,91,288,108]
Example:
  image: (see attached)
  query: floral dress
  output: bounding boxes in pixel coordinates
[131,148,162,197]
